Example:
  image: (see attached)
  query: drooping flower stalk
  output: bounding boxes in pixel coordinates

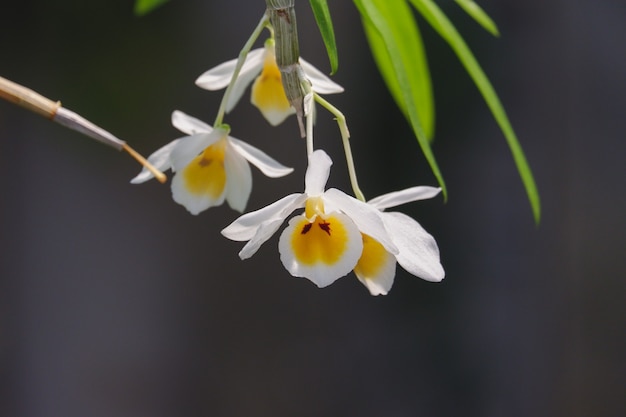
[314,93,365,202]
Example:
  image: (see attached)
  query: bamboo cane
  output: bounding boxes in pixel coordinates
[0,75,166,183]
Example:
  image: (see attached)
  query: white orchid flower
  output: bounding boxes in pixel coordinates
[195,40,344,126]
[131,110,293,215]
[221,149,399,289]
[355,187,445,296]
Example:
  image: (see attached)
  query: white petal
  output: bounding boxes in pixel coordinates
[169,130,224,172]
[195,58,238,90]
[171,110,212,135]
[238,217,286,260]
[228,137,293,178]
[354,250,397,296]
[381,212,444,282]
[255,106,296,126]
[304,150,332,196]
[324,188,398,255]
[278,212,363,288]
[195,48,265,91]
[225,49,266,113]
[224,143,252,213]
[130,139,179,184]
[170,170,226,215]
[221,193,306,241]
[368,186,441,210]
[300,58,344,94]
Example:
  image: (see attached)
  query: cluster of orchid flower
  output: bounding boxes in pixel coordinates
[131,14,444,295]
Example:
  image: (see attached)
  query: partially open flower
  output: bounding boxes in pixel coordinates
[195,40,343,126]
[355,187,445,296]
[131,111,293,214]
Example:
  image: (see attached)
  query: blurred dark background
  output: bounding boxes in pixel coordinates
[1,1,624,416]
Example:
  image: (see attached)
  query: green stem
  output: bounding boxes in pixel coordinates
[213,13,270,127]
[314,93,365,202]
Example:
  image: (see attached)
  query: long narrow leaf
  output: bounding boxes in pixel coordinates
[353,0,446,199]
[454,0,500,37]
[134,0,169,16]
[362,7,435,139]
[309,0,339,74]
[410,0,540,223]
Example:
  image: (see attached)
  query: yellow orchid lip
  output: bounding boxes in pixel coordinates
[250,47,295,126]
[290,213,349,267]
[181,138,227,199]
[280,208,364,287]
[354,234,390,278]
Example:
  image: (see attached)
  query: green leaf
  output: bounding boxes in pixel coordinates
[454,0,500,37]
[134,0,169,16]
[361,6,435,140]
[309,0,339,74]
[410,0,541,223]
[353,0,446,199]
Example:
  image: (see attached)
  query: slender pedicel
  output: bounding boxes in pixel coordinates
[0,75,166,183]
[213,13,271,127]
[314,93,365,202]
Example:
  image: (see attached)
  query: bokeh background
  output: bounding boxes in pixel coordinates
[1,1,624,416]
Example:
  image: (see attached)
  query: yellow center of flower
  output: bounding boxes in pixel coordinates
[304,196,325,219]
[288,198,350,266]
[289,215,350,266]
[354,234,388,278]
[182,138,227,198]
[251,51,292,115]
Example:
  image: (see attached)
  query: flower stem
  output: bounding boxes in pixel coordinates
[213,13,270,127]
[306,100,314,157]
[314,93,365,202]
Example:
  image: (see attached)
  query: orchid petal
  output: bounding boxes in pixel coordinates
[221,193,306,241]
[368,186,441,210]
[356,265,396,296]
[170,168,227,215]
[238,217,287,260]
[195,48,265,91]
[354,252,396,295]
[130,139,179,184]
[324,188,398,255]
[252,104,296,126]
[300,58,344,94]
[169,130,225,172]
[229,137,293,178]
[223,143,252,213]
[380,211,444,282]
[278,212,363,288]
[171,110,212,135]
[354,235,397,296]
[304,150,332,196]
[225,49,266,113]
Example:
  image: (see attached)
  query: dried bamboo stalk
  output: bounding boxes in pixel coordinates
[0,75,166,183]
